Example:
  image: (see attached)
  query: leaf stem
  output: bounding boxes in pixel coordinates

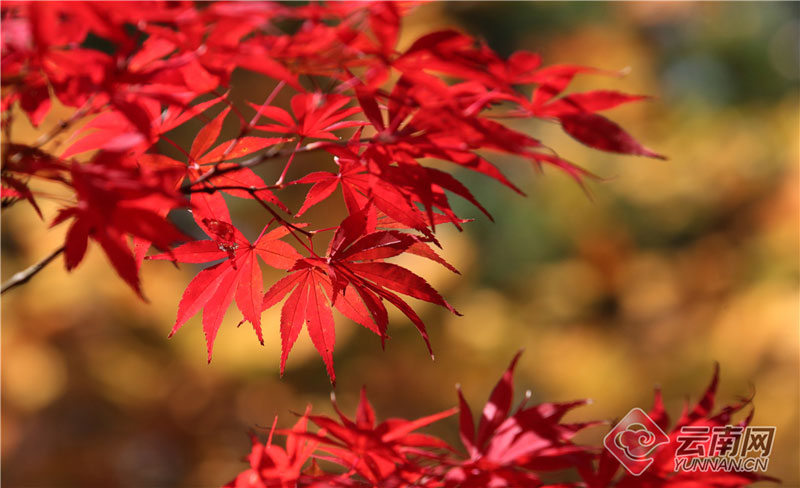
[244,188,317,255]
[274,139,303,186]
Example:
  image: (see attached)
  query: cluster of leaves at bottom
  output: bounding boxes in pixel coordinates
[224,352,775,488]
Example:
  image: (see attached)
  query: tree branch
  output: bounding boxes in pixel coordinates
[185,184,283,194]
[1,245,65,295]
[180,139,331,192]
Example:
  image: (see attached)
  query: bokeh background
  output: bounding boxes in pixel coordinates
[2,2,798,487]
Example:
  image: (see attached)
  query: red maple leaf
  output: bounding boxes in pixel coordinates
[183,106,290,207]
[223,409,321,488]
[581,365,778,488]
[50,153,187,297]
[262,209,458,383]
[252,92,365,141]
[448,351,598,487]
[252,91,366,185]
[302,387,456,485]
[149,192,302,361]
[61,94,228,159]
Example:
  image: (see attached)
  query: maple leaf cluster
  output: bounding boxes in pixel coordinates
[2,1,665,381]
[224,353,775,488]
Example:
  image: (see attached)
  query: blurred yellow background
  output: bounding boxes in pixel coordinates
[2,2,798,487]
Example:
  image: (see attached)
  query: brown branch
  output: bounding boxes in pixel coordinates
[1,245,65,295]
[185,184,284,194]
[179,134,378,193]
[180,140,330,192]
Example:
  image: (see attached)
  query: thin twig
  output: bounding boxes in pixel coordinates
[181,135,376,192]
[181,139,331,191]
[243,187,317,255]
[1,245,65,294]
[186,184,284,194]
[32,96,97,150]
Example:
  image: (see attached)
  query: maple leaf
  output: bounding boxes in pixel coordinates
[262,210,458,383]
[61,94,229,159]
[223,409,321,488]
[304,131,488,235]
[261,264,338,381]
[149,192,302,362]
[527,65,617,107]
[302,387,456,485]
[126,104,287,266]
[50,153,187,297]
[135,104,289,222]
[1,174,42,218]
[529,90,650,118]
[448,351,598,487]
[1,143,70,216]
[291,148,433,231]
[250,92,366,185]
[222,356,774,488]
[184,106,290,208]
[559,112,667,160]
[252,92,364,141]
[0,2,107,125]
[581,365,778,488]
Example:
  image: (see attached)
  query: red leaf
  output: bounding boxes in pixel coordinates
[1,176,43,217]
[530,65,610,106]
[94,229,143,298]
[191,107,231,160]
[63,217,90,270]
[560,112,666,159]
[303,387,456,484]
[171,263,230,337]
[457,385,478,459]
[294,177,339,217]
[347,262,457,314]
[234,252,265,344]
[476,350,522,449]
[253,93,365,140]
[51,157,187,296]
[304,271,336,382]
[202,264,239,360]
[152,222,299,361]
[279,271,310,376]
[536,90,649,117]
[197,136,289,164]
